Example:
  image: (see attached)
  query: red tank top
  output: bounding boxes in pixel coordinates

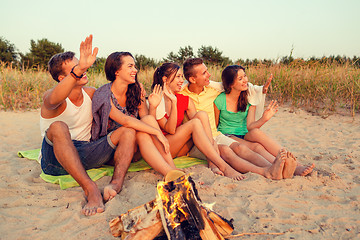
[162,93,189,135]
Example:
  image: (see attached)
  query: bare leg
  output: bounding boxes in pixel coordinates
[140,115,176,168]
[192,111,223,175]
[192,111,213,142]
[229,141,271,168]
[136,131,175,176]
[218,145,284,180]
[230,136,275,162]
[245,128,315,176]
[47,122,104,216]
[176,139,194,157]
[166,118,244,180]
[245,128,282,156]
[103,127,136,202]
[190,112,225,175]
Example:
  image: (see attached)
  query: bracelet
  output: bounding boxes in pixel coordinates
[70,65,84,79]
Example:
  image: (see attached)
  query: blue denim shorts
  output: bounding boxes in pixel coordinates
[224,134,245,139]
[41,133,116,176]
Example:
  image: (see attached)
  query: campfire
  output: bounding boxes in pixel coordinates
[109,170,234,239]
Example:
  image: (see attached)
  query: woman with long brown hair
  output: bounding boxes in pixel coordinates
[215,65,314,176]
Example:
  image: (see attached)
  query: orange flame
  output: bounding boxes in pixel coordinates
[157,175,193,229]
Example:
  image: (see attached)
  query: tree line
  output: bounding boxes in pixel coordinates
[1,36,359,71]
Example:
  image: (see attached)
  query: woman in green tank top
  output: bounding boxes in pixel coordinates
[214,65,314,176]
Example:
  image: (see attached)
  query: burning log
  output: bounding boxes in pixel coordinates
[109,170,234,239]
[157,174,230,240]
[205,209,234,237]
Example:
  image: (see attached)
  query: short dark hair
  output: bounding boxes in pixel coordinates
[221,65,248,112]
[183,58,203,81]
[152,62,180,90]
[105,52,134,82]
[48,51,75,82]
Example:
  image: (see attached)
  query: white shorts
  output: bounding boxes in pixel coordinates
[188,133,237,160]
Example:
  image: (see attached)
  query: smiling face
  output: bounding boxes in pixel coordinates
[116,55,137,84]
[231,69,248,92]
[191,63,211,88]
[167,69,184,93]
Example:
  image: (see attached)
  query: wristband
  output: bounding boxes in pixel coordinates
[70,65,84,79]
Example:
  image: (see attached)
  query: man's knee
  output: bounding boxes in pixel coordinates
[112,127,136,146]
[119,127,136,142]
[47,121,70,139]
[123,127,136,139]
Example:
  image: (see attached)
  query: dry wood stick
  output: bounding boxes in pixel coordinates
[226,232,285,238]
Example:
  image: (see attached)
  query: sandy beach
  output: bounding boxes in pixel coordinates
[0,107,359,239]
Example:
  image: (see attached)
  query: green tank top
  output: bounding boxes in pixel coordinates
[214,92,250,136]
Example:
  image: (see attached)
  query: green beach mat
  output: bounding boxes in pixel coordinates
[18,148,207,190]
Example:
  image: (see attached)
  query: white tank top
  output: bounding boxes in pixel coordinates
[40,88,92,141]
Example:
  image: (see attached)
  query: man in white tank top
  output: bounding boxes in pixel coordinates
[40,35,137,216]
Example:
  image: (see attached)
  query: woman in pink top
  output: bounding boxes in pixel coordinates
[149,63,244,180]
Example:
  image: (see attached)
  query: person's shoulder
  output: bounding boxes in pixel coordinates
[96,83,111,91]
[83,86,96,99]
[42,87,65,110]
[205,85,221,96]
[92,83,112,109]
[218,91,226,97]
[208,80,224,92]
[214,92,225,107]
[93,83,111,96]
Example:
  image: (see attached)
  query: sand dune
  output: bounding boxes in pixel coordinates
[0,107,359,239]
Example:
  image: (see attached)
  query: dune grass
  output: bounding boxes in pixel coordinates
[1,62,359,117]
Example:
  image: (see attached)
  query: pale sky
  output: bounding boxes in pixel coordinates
[1,0,359,61]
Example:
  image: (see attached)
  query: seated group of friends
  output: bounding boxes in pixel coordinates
[39,35,315,216]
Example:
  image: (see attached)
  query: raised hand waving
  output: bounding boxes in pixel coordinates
[148,84,163,108]
[78,34,98,72]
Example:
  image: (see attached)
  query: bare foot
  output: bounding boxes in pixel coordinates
[208,162,224,176]
[222,166,246,181]
[103,183,122,202]
[82,185,105,216]
[264,150,285,180]
[294,163,315,176]
[283,151,297,179]
[210,167,224,176]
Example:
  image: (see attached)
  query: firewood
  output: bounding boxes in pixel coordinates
[109,199,159,237]
[157,175,205,240]
[124,221,163,240]
[199,208,224,240]
[204,209,234,237]
[110,172,237,240]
